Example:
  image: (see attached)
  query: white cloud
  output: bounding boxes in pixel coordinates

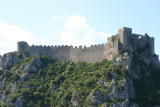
[59,15,111,46]
[0,15,111,55]
[0,21,44,55]
[51,15,60,20]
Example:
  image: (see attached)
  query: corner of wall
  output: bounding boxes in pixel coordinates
[17,41,29,52]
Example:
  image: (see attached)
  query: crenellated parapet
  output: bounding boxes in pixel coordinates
[17,27,155,62]
[18,42,106,51]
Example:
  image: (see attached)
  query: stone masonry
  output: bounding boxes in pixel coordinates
[17,27,154,62]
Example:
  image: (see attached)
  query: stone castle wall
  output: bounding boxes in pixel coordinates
[17,27,155,62]
[17,42,111,62]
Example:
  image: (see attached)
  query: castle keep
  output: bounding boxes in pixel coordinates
[17,27,154,62]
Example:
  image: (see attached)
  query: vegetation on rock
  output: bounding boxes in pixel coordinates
[0,54,127,107]
[0,51,160,107]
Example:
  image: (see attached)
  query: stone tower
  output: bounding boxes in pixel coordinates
[118,27,132,51]
[17,41,29,52]
[118,27,132,43]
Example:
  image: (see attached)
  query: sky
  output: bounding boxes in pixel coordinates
[0,0,160,56]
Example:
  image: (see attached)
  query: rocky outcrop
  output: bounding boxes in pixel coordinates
[0,92,6,102]
[87,89,107,105]
[0,52,27,69]
[71,90,82,106]
[17,57,45,82]
[14,97,26,107]
[57,48,160,107]
[23,57,43,73]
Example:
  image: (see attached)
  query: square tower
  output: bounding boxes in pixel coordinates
[118,27,132,44]
[118,27,132,51]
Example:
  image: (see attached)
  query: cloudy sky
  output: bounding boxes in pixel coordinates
[0,0,160,56]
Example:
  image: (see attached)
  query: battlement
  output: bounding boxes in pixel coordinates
[17,27,155,62]
[18,42,106,50]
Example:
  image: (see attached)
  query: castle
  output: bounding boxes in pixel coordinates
[17,27,154,62]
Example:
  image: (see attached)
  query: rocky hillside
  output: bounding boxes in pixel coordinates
[0,49,160,107]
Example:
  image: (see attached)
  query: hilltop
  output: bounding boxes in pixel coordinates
[0,27,160,107]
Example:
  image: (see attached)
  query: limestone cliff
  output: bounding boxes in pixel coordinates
[0,46,159,107]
